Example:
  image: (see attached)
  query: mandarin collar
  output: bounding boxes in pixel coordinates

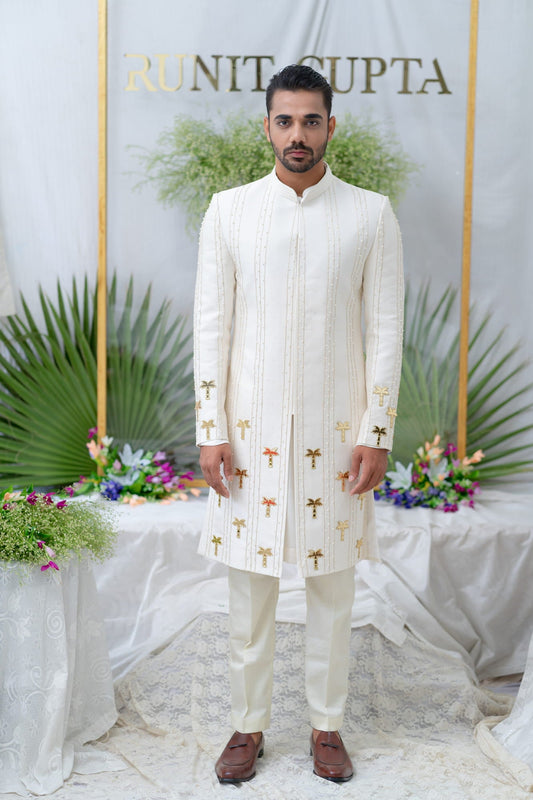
[270,162,333,202]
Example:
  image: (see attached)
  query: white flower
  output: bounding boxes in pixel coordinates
[119,443,150,470]
[386,461,413,491]
[101,435,114,448]
[427,456,449,484]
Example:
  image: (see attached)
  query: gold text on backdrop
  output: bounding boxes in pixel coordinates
[124,54,451,95]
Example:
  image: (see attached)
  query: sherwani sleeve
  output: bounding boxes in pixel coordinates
[356,196,404,452]
[193,194,235,446]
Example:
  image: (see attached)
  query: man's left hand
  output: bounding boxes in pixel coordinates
[349,445,389,496]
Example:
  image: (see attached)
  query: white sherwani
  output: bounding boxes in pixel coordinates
[194,165,403,578]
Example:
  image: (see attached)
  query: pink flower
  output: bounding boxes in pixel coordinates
[41,561,59,571]
[154,451,166,462]
[87,441,101,460]
[43,492,55,505]
[88,426,98,440]
[56,500,67,509]
[113,459,122,471]
[64,486,75,497]
[26,491,38,506]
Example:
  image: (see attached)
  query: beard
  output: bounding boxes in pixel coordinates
[269,136,329,174]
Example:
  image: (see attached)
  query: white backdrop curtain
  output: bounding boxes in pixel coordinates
[0,0,532,440]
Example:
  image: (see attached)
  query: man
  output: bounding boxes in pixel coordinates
[194,64,403,783]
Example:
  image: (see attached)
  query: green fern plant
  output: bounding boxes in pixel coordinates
[0,276,195,489]
[394,283,533,480]
[137,112,417,231]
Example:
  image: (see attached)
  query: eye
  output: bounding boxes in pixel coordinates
[306,120,320,126]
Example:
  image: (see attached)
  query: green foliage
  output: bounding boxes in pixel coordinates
[0,277,195,489]
[0,490,117,568]
[394,283,533,480]
[138,112,417,231]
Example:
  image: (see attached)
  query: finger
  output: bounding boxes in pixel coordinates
[223,449,234,482]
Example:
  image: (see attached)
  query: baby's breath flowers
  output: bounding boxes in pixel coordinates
[375,435,484,512]
[0,489,116,570]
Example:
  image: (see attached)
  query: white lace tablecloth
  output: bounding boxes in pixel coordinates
[96,489,533,681]
[0,556,125,796]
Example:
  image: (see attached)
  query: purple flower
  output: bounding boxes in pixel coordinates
[64,486,75,497]
[88,427,98,440]
[43,492,55,505]
[26,491,38,506]
[56,500,67,509]
[41,561,59,571]
[153,451,166,463]
[100,479,123,501]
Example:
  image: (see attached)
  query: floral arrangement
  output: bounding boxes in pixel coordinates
[76,428,201,504]
[375,435,484,512]
[0,488,116,570]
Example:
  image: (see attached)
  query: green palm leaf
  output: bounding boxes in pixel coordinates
[0,275,195,488]
[394,282,533,480]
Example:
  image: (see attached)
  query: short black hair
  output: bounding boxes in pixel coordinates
[266,64,333,118]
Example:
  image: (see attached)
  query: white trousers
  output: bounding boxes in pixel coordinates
[228,566,355,733]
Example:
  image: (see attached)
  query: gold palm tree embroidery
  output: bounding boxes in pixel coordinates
[236,419,251,440]
[308,549,324,570]
[217,492,222,507]
[201,419,215,440]
[336,470,350,492]
[234,468,248,489]
[336,520,349,541]
[386,406,398,424]
[359,493,366,510]
[306,498,323,519]
[305,448,322,469]
[373,386,389,407]
[211,535,222,556]
[232,518,246,538]
[262,497,277,517]
[195,400,202,420]
[200,380,216,400]
[258,547,273,568]
[263,447,279,468]
[335,421,351,443]
[356,537,364,558]
[372,425,387,446]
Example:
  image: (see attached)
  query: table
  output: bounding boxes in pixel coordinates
[0,556,123,795]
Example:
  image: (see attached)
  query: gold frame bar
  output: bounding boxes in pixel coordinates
[97,0,108,442]
[458,0,479,458]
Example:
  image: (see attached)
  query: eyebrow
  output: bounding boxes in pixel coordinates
[273,113,324,121]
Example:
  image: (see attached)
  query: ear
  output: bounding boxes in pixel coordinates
[327,115,336,142]
[263,116,271,142]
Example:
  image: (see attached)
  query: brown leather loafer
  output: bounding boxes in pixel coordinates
[310,730,354,782]
[215,731,264,783]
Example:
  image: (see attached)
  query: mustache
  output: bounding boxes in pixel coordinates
[284,142,313,155]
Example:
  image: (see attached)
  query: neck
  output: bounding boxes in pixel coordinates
[274,160,326,196]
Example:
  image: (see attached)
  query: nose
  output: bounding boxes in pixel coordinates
[291,122,306,142]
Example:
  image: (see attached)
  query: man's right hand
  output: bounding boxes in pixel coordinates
[199,444,234,498]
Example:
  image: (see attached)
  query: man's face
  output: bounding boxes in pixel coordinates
[263,90,336,174]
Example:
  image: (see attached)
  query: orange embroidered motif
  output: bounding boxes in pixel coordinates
[263,447,279,468]
[336,470,350,492]
[261,497,277,518]
[235,468,248,489]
